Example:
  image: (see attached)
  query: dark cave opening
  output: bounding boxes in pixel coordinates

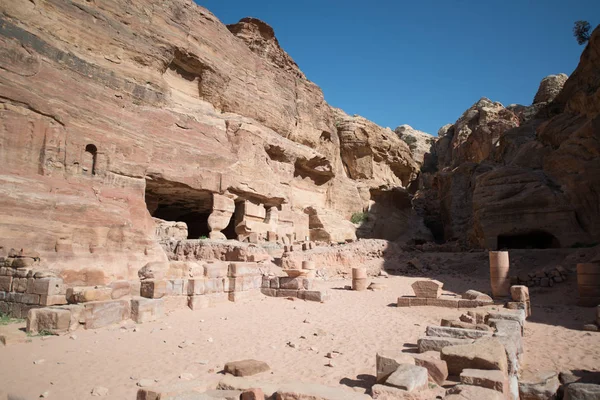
[144,177,213,239]
[497,230,561,249]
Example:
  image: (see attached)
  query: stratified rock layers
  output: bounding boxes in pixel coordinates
[0,1,419,281]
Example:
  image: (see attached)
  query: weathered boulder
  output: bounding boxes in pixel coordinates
[376,349,416,383]
[384,364,429,392]
[412,352,448,386]
[518,370,560,400]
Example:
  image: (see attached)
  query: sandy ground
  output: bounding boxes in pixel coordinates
[0,272,599,400]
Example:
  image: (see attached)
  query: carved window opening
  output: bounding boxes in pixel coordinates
[83,144,97,176]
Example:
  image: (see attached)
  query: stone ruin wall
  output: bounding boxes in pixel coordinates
[0,0,422,288]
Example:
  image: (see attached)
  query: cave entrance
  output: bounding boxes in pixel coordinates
[497,230,560,249]
[145,177,213,239]
[221,201,244,240]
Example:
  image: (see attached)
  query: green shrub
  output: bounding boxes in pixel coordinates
[351,212,368,224]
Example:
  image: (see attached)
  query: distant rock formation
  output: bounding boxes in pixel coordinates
[416,26,600,249]
[394,125,436,165]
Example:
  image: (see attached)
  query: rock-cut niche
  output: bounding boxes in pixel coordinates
[144,177,214,239]
[82,144,97,176]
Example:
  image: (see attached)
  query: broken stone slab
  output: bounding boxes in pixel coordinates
[136,380,213,400]
[216,375,277,398]
[224,359,270,377]
[563,383,600,400]
[412,351,448,386]
[518,370,560,400]
[371,383,445,400]
[412,280,443,298]
[384,364,429,392]
[417,337,474,353]
[427,298,460,308]
[81,299,130,330]
[202,389,243,399]
[240,388,264,400]
[26,307,71,335]
[441,337,508,375]
[493,334,521,376]
[274,382,371,400]
[131,297,164,323]
[460,368,508,393]
[444,384,505,400]
[140,280,168,299]
[376,349,415,383]
[462,290,493,301]
[486,310,526,329]
[228,289,262,303]
[426,326,493,340]
[228,262,260,277]
[440,319,494,332]
[109,280,131,300]
[297,290,330,302]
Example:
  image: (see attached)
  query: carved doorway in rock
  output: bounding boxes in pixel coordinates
[144,177,213,239]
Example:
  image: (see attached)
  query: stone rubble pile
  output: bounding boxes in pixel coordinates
[510,265,569,288]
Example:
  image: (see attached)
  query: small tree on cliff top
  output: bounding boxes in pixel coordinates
[573,21,591,45]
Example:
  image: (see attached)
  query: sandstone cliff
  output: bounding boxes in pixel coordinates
[0,0,421,282]
[416,26,600,249]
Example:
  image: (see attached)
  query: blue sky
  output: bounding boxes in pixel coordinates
[198,1,598,135]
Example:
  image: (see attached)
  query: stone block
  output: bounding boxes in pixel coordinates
[417,336,474,353]
[229,289,261,303]
[463,290,493,301]
[260,288,277,297]
[445,384,505,400]
[412,280,443,298]
[14,268,30,278]
[269,277,280,289]
[277,289,299,298]
[230,276,262,292]
[188,295,209,310]
[140,280,167,299]
[136,381,213,400]
[82,300,130,329]
[187,278,206,295]
[241,388,264,400]
[12,257,35,268]
[412,352,448,386]
[66,286,112,303]
[130,281,141,297]
[204,263,228,278]
[109,280,131,299]
[261,276,271,289]
[165,279,186,296]
[224,359,270,377]
[0,276,12,292]
[12,277,28,293]
[15,292,40,304]
[563,383,600,400]
[39,295,68,306]
[460,368,508,393]
[426,298,459,308]
[205,277,225,293]
[425,326,493,339]
[458,299,481,308]
[518,370,560,400]
[31,278,67,296]
[26,307,72,335]
[441,337,508,375]
[486,309,526,328]
[228,262,260,277]
[297,290,330,302]
[376,349,415,383]
[384,364,428,392]
[397,297,411,307]
[493,334,521,376]
[131,297,163,323]
[510,285,530,301]
[279,277,307,290]
[274,382,371,400]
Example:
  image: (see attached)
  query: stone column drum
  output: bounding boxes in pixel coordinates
[577,263,600,307]
[489,251,510,297]
[352,267,368,291]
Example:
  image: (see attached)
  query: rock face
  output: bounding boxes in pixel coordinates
[0,0,420,282]
[394,125,436,165]
[416,25,600,249]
